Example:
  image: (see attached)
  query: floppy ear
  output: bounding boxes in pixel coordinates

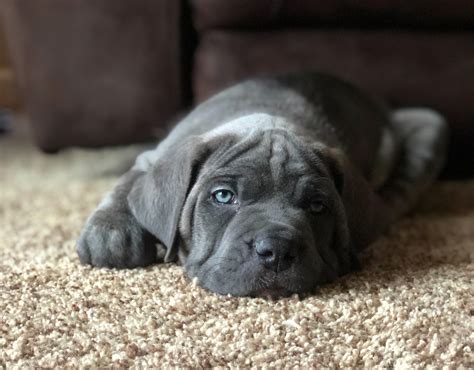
[326,148,395,252]
[313,146,345,195]
[314,146,358,272]
[127,136,210,263]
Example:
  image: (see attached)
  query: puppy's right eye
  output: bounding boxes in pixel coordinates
[309,201,327,214]
[211,189,236,205]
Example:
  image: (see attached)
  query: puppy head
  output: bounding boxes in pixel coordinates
[128,119,355,297]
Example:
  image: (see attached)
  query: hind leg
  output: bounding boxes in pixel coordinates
[377,108,449,218]
[341,108,448,252]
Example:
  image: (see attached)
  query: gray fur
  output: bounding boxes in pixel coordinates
[77,73,448,297]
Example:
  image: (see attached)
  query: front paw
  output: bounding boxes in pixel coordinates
[77,209,157,268]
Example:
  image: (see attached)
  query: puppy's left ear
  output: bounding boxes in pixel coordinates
[127,136,211,263]
[315,146,345,195]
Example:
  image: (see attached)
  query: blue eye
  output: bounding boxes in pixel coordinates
[211,189,236,204]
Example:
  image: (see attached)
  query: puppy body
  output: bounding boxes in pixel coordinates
[78,73,448,297]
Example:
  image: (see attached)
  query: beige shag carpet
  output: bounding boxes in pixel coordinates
[1,129,473,368]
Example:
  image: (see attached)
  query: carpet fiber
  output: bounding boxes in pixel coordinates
[1,132,473,368]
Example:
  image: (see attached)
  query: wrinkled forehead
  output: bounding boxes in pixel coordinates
[226,131,309,177]
[203,113,290,140]
[200,117,327,187]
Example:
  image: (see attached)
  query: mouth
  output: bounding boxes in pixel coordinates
[255,287,292,299]
[252,283,292,299]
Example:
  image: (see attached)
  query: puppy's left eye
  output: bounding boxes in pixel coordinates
[309,201,326,214]
[211,189,236,205]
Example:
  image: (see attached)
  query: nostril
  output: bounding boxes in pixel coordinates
[283,252,295,262]
[255,240,274,258]
[257,249,273,258]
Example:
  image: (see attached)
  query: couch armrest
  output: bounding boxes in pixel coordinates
[2,0,183,151]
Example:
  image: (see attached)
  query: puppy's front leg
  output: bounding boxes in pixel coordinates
[77,151,159,268]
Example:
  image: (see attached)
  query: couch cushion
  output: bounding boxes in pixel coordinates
[193,30,474,177]
[191,0,474,30]
[3,0,182,151]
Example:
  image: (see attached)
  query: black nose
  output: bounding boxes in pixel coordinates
[255,238,296,272]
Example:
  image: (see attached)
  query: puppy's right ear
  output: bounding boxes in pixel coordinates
[127,136,211,263]
[311,145,345,195]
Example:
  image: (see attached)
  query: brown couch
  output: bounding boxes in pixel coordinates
[2,0,473,177]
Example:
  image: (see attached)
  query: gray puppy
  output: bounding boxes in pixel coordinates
[77,73,448,297]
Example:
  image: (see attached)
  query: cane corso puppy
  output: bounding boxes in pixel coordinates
[77,73,448,297]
